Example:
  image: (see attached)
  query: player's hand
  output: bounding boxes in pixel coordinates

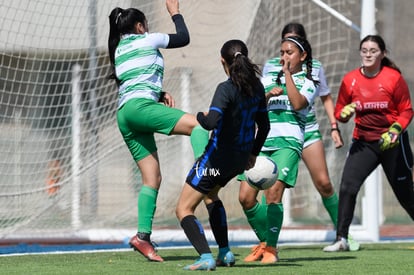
[340,103,356,120]
[267,87,284,98]
[331,127,344,149]
[280,60,291,74]
[161,91,175,107]
[379,122,402,151]
[166,0,180,17]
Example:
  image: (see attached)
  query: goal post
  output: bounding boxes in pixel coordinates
[71,64,82,230]
[359,0,381,242]
[311,0,361,33]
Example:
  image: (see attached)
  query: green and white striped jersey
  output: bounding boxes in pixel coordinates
[263,58,330,134]
[115,32,169,108]
[261,58,317,154]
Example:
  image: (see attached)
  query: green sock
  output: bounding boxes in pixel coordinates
[322,192,338,228]
[266,203,283,247]
[137,185,158,234]
[244,202,268,242]
[190,125,209,159]
[261,193,266,204]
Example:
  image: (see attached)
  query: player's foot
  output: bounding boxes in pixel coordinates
[244,242,266,262]
[260,246,278,264]
[323,237,349,252]
[348,235,360,251]
[184,254,216,271]
[129,235,164,262]
[216,250,235,267]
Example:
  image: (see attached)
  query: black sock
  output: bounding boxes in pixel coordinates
[137,232,150,242]
[206,200,228,248]
[180,215,211,255]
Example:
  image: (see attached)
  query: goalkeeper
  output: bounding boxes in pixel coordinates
[324,35,414,252]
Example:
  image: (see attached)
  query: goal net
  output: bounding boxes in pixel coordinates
[0,0,401,245]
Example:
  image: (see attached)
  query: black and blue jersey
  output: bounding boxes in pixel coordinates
[187,78,270,194]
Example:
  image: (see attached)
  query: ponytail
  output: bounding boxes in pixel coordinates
[108,7,124,66]
[382,57,401,73]
[107,7,146,83]
[221,40,261,97]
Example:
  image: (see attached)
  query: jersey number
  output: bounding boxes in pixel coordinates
[239,107,257,146]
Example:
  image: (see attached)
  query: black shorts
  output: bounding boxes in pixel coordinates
[186,150,249,194]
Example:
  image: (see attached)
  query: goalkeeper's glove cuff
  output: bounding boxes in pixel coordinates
[379,122,402,151]
[389,122,402,135]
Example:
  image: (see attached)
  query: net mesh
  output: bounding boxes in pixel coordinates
[0,0,410,242]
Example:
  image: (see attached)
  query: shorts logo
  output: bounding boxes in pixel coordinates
[195,161,221,178]
[281,167,290,176]
[269,226,279,233]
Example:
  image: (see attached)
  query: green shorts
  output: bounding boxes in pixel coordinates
[237,148,300,188]
[303,129,322,149]
[117,98,186,161]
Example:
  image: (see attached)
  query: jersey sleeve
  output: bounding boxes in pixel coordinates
[334,74,353,121]
[167,14,190,48]
[147,33,170,49]
[316,66,330,97]
[263,58,282,76]
[393,75,414,129]
[197,82,228,130]
[300,78,317,107]
[262,61,271,76]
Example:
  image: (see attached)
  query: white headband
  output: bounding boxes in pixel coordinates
[283,37,305,52]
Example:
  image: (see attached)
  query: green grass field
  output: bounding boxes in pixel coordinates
[1,242,414,274]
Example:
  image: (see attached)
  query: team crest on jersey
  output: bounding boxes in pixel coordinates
[295,75,306,85]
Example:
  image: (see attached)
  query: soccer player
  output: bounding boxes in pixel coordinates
[175,39,270,271]
[324,34,414,252]
[239,22,359,262]
[280,23,344,229]
[107,0,199,262]
[238,36,318,263]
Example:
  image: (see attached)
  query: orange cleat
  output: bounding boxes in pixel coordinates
[260,246,278,264]
[129,235,164,262]
[244,242,266,262]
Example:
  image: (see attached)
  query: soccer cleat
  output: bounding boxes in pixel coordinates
[183,256,216,271]
[216,250,235,267]
[260,246,278,264]
[129,235,164,262]
[244,242,266,262]
[323,237,350,252]
[348,235,360,251]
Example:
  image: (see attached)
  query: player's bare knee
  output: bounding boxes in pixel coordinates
[239,195,256,210]
[316,181,334,197]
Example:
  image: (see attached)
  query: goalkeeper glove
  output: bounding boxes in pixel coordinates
[379,122,402,151]
[340,103,357,120]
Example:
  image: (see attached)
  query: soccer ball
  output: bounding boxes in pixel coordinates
[245,156,278,190]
